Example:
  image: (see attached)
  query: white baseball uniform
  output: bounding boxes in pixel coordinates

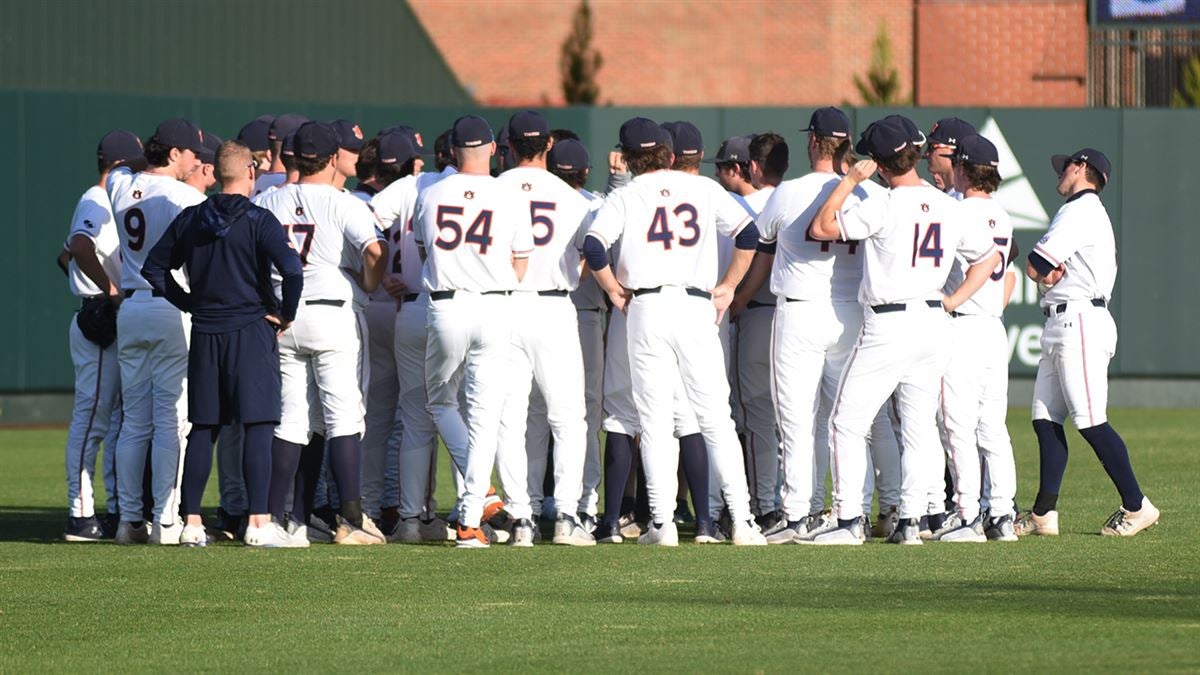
[253,171,286,198]
[492,166,591,522]
[1031,190,1118,429]
[587,170,758,525]
[64,185,122,519]
[107,167,204,527]
[414,171,534,528]
[757,173,900,523]
[255,182,376,447]
[827,183,996,521]
[939,195,1017,522]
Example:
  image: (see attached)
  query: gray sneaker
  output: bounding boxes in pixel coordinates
[886,518,924,545]
[305,514,334,543]
[939,515,987,543]
[794,512,837,542]
[511,518,536,548]
[388,516,422,543]
[985,513,1019,542]
[553,515,596,546]
[930,513,964,541]
[805,516,866,546]
[765,520,805,544]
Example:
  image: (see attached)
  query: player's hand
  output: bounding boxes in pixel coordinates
[846,159,878,184]
[107,291,123,309]
[608,287,631,314]
[711,283,736,324]
[729,291,751,318]
[940,295,957,312]
[265,314,291,336]
[1042,264,1066,286]
[608,151,627,175]
[381,275,408,300]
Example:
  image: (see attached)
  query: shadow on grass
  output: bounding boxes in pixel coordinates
[0,507,70,542]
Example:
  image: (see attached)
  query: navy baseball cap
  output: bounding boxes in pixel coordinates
[617,117,663,152]
[662,121,703,156]
[508,110,549,139]
[451,115,494,148]
[329,119,366,152]
[801,107,851,138]
[255,114,277,124]
[293,121,339,159]
[97,130,143,164]
[855,117,923,160]
[1051,148,1111,186]
[927,117,976,148]
[377,132,419,166]
[881,115,927,146]
[237,119,271,152]
[941,134,999,168]
[378,125,431,155]
[151,118,205,153]
[705,134,753,164]
[196,132,223,165]
[280,131,296,158]
[548,139,589,171]
[268,113,309,142]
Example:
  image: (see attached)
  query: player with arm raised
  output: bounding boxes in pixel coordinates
[806,116,999,546]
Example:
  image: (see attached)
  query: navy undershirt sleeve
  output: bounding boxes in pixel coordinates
[582,235,610,271]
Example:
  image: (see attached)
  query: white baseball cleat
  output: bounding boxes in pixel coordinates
[334,515,386,545]
[805,516,866,546]
[552,516,596,546]
[1014,510,1059,536]
[929,513,963,541]
[1100,498,1159,537]
[115,521,150,545]
[179,523,210,547]
[886,518,924,545]
[794,512,837,543]
[245,521,301,548]
[150,520,183,545]
[510,519,536,548]
[732,519,767,546]
[938,515,987,543]
[985,513,1019,542]
[765,520,806,544]
[637,521,679,546]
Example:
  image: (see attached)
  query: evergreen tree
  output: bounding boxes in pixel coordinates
[561,0,603,105]
[1171,53,1200,108]
[854,25,909,106]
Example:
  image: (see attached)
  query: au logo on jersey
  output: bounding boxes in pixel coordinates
[988,218,997,228]
[660,189,670,197]
[83,219,95,229]
[521,183,532,192]
[921,203,929,213]
[295,206,305,217]
[132,190,142,199]
[464,190,475,200]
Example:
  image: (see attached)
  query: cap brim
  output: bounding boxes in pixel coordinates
[1050,154,1070,174]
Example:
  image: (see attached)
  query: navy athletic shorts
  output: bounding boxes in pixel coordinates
[188,318,281,425]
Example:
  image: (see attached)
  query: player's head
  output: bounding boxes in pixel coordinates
[618,117,673,176]
[493,123,515,176]
[507,110,552,164]
[748,132,788,188]
[96,130,144,175]
[267,113,309,169]
[293,121,340,179]
[329,119,365,180]
[855,116,925,185]
[145,118,205,180]
[547,138,590,189]
[925,117,975,191]
[550,128,580,143]
[376,131,422,184]
[280,131,298,176]
[944,134,1001,195]
[661,121,703,173]
[1051,147,1110,196]
[188,132,223,192]
[801,107,852,168]
[433,130,454,171]
[356,136,380,183]
[706,135,753,192]
[237,118,273,172]
[450,115,496,173]
[215,139,256,196]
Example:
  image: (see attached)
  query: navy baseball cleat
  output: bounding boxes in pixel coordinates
[886,518,924,545]
[673,499,695,525]
[594,521,624,544]
[64,516,105,542]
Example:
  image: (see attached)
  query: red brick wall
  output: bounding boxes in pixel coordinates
[409,0,914,106]
[915,0,1087,106]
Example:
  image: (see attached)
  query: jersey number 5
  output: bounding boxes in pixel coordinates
[530,201,555,247]
[911,222,944,267]
[647,204,700,250]
[124,208,146,252]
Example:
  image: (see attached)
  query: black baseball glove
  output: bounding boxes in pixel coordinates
[76,297,118,349]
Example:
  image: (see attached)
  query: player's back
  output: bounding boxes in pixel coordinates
[414,172,530,293]
[591,170,749,291]
[66,185,121,297]
[497,166,591,291]
[945,197,1013,317]
[759,171,875,302]
[255,182,377,302]
[108,167,205,291]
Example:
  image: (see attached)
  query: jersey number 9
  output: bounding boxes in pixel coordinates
[124,208,146,251]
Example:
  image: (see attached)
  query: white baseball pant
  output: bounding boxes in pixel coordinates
[362,299,403,517]
[394,294,446,519]
[602,307,699,438]
[65,316,121,518]
[114,292,190,525]
[1032,303,1117,429]
[275,303,365,446]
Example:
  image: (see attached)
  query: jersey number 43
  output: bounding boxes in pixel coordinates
[646,204,699,250]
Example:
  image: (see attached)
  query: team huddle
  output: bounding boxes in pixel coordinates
[58,106,1160,548]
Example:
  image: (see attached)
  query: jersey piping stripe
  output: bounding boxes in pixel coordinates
[1079,314,1095,427]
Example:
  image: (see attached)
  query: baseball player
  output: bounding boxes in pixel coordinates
[1020,148,1159,537]
[107,118,208,545]
[184,133,221,194]
[732,108,900,543]
[583,117,767,546]
[413,114,534,548]
[924,117,976,198]
[933,134,1020,542]
[805,115,999,546]
[709,133,780,526]
[237,116,274,172]
[61,130,143,541]
[548,137,605,529]
[492,110,593,547]
[143,139,305,547]
[254,113,308,197]
[255,121,386,545]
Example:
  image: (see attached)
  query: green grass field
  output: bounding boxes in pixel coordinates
[1,409,1197,673]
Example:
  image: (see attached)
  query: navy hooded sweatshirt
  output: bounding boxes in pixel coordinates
[143,192,303,333]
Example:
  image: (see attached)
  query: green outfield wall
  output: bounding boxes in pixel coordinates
[3,93,1197,394]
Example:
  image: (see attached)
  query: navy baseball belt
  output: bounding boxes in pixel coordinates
[632,286,712,300]
[305,299,345,307]
[536,289,568,297]
[1043,298,1106,317]
[747,300,775,309]
[122,288,163,298]
[871,300,942,313]
[430,290,512,301]
[402,293,420,303]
